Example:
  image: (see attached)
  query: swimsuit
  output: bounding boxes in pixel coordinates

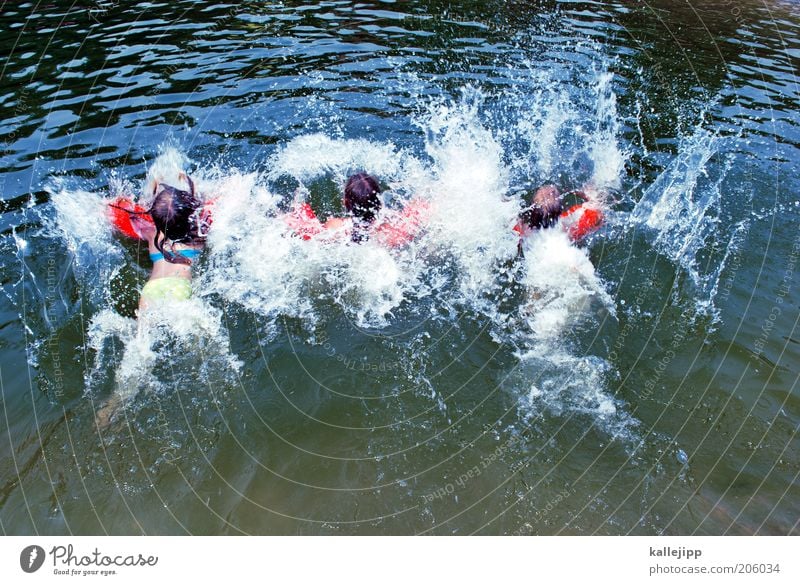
[140,277,192,303]
[141,249,200,303]
[149,248,202,263]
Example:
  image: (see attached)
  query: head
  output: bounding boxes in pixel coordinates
[520,184,562,230]
[150,179,205,264]
[344,173,382,242]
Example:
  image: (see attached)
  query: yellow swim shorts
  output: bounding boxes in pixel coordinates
[140,277,192,303]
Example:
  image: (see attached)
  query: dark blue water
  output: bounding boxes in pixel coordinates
[1,0,798,535]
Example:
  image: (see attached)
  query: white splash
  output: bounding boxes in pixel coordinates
[628,126,733,317]
[87,299,241,406]
[266,134,408,184]
[201,163,420,328]
[49,187,117,259]
[520,228,614,341]
[421,90,520,305]
[141,147,193,205]
[505,66,626,192]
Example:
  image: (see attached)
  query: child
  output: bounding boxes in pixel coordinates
[95,178,208,429]
[516,184,564,239]
[321,172,383,242]
[287,172,428,247]
[131,178,208,312]
[515,184,603,246]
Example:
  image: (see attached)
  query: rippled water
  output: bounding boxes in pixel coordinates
[1,0,799,535]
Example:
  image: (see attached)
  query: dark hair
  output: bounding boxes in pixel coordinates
[344,173,382,243]
[150,179,205,265]
[520,184,563,230]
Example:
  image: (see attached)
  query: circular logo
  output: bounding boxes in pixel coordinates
[20,545,46,573]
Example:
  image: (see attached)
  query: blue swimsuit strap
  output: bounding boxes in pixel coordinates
[150,248,202,263]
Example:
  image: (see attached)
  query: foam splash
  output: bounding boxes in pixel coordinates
[421,90,520,306]
[520,228,615,342]
[518,349,637,442]
[48,185,123,307]
[504,64,626,192]
[49,187,112,254]
[628,126,736,317]
[589,71,625,190]
[507,226,629,438]
[630,128,719,239]
[201,167,419,328]
[87,299,241,406]
[265,134,410,185]
[141,147,193,205]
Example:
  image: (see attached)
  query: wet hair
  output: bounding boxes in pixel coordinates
[344,173,382,243]
[150,178,205,265]
[520,184,563,230]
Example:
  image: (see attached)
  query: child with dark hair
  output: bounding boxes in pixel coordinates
[517,184,564,237]
[319,172,383,243]
[342,172,382,242]
[515,183,604,248]
[299,172,428,246]
[96,177,209,428]
[130,176,209,312]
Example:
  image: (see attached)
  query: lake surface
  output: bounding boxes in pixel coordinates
[1,0,798,535]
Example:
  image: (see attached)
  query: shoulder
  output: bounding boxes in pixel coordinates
[324,217,349,230]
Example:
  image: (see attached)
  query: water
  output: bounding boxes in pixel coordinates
[1,0,799,535]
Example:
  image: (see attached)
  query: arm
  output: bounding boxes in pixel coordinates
[131,214,157,243]
[283,202,325,239]
[374,198,431,248]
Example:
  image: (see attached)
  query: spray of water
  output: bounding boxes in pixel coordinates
[201,165,422,329]
[520,228,615,342]
[87,300,241,408]
[507,227,629,438]
[46,67,640,438]
[48,185,123,307]
[484,66,631,436]
[421,89,520,308]
[628,125,738,319]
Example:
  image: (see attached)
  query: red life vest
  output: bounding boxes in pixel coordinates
[374,198,430,248]
[285,199,430,247]
[283,202,324,240]
[559,203,604,242]
[107,197,152,240]
[512,202,604,243]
